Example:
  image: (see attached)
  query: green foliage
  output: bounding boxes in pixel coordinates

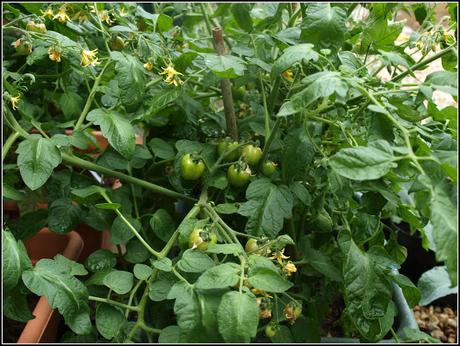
[2,2,457,343]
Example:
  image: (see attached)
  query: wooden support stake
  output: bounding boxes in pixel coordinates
[212,27,238,140]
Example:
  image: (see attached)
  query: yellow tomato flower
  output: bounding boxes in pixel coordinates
[283,261,297,276]
[53,7,71,23]
[99,10,113,25]
[10,95,21,110]
[282,69,294,81]
[251,288,273,298]
[144,62,153,71]
[41,8,54,19]
[48,47,61,62]
[269,248,290,265]
[72,11,88,23]
[159,63,184,86]
[12,39,21,49]
[119,7,128,17]
[81,48,101,67]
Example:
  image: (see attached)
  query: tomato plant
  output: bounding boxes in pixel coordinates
[2,2,458,344]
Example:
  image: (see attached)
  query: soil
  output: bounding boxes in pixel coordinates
[414,305,457,343]
[2,294,40,343]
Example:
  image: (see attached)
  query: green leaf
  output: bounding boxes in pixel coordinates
[59,91,84,121]
[289,181,312,206]
[424,71,457,96]
[214,203,239,214]
[48,198,81,234]
[149,209,175,242]
[231,4,253,32]
[149,275,175,302]
[96,303,127,340]
[206,244,244,255]
[159,325,181,343]
[200,53,246,78]
[338,230,395,341]
[124,238,150,264]
[16,135,62,190]
[3,290,34,322]
[417,266,457,306]
[2,230,32,291]
[177,249,215,273]
[195,263,240,289]
[71,185,105,199]
[238,178,293,237]
[110,51,145,112]
[281,127,315,180]
[168,282,201,336]
[110,215,141,245]
[85,250,117,272]
[390,273,421,308]
[148,138,175,159]
[430,185,457,286]
[300,3,348,51]
[87,109,135,159]
[152,257,173,272]
[217,291,259,343]
[22,258,91,335]
[248,267,293,293]
[143,86,181,121]
[300,237,342,282]
[95,202,121,210]
[103,270,133,294]
[402,328,442,344]
[278,72,348,116]
[3,183,24,201]
[272,43,319,76]
[134,263,152,280]
[54,255,88,276]
[360,18,403,52]
[329,140,397,180]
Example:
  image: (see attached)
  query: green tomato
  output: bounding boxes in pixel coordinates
[245,238,259,252]
[228,163,251,187]
[242,145,263,166]
[217,138,240,161]
[232,86,246,101]
[180,153,205,180]
[265,322,279,338]
[262,161,277,176]
[188,228,217,251]
[109,36,125,51]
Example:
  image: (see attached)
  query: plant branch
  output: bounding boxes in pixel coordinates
[213,27,238,140]
[2,131,20,161]
[88,296,139,311]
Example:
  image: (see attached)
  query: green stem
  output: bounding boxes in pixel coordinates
[391,45,455,82]
[125,279,144,318]
[88,296,139,311]
[127,165,140,219]
[238,256,246,293]
[101,192,161,258]
[61,152,196,202]
[2,131,20,161]
[199,3,213,38]
[259,118,282,170]
[158,204,201,258]
[74,58,112,131]
[259,73,270,140]
[267,77,281,116]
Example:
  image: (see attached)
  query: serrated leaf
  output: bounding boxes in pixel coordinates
[248,267,293,293]
[148,138,175,159]
[85,250,117,272]
[200,53,246,78]
[2,230,32,291]
[16,135,62,191]
[329,140,397,180]
[217,291,259,342]
[238,178,293,237]
[22,258,91,335]
[103,270,133,294]
[177,249,215,273]
[272,43,319,76]
[87,109,135,159]
[96,303,126,340]
[195,263,240,289]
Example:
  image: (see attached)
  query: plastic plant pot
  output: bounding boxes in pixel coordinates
[16,228,84,343]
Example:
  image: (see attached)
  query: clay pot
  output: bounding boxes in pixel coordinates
[17,228,84,343]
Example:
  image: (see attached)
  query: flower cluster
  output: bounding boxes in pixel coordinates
[159,63,184,86]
